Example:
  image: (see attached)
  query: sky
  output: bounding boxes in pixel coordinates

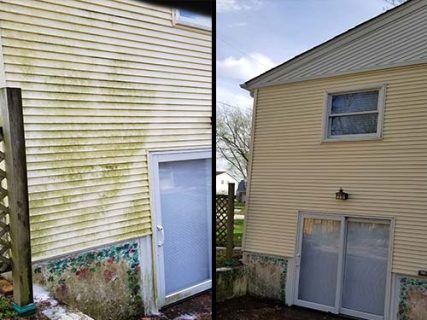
[216,0,396,109]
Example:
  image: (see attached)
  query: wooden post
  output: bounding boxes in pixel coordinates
[225,183,235,260]
[0,88,35,314]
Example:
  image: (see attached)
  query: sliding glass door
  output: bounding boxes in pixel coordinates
[341,220,390,319]
[295,214,390,320]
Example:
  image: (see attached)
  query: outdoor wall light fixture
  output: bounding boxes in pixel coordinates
[336,188,349,200]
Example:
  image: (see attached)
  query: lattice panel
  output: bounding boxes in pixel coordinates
[0,131,11,273]
[216,195,228,246]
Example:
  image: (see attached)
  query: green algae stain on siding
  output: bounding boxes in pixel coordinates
[3,2,196,262]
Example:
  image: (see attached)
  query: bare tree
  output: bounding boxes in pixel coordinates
[216,102,252,180]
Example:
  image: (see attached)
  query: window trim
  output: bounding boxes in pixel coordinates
[173,9,211,31]
[321,84,386,142]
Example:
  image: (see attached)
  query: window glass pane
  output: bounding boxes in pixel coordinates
[298,218,341,306]
[342,221,389,316]
[331,91,378,114]
[177,10,211,29]
[160,158,211,295]
[330,113,378,136]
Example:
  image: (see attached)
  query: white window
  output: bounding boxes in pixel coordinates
[322,85,386,141]
[174,9,211,31]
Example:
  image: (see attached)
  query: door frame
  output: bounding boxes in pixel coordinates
[148,148,212,308]
[294,212,345,314]
[293,212,394,320]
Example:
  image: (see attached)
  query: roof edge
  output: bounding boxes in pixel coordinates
[241,0,419,91]
[244,60,427,91]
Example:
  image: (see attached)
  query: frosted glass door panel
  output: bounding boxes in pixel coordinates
[341,221,389,316]
[298,218,341,306]
[159,159,211,295]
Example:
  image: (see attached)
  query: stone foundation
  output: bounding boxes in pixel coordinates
[243,252,288,302]
[398,276,427,320]
[33,240,144,320]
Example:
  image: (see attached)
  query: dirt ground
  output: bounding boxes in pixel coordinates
[141,291,211,320]
[216,296,350,320]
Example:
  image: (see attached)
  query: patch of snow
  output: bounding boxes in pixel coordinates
[173,314,197,320]
[32,284,93,320]
[42,305,68,319]
[33,284,52,302]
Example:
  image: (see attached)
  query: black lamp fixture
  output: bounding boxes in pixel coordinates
[336,188,348,200]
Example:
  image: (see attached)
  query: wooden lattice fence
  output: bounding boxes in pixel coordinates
[0,131,11,273]
[216,194,228,246]
[216,183,235,259]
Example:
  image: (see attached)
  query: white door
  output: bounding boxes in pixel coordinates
[295,214,390,320]
[150,150,212,308]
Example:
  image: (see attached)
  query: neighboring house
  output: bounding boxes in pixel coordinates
[0,1,211,319]
[236,180,246,203]
[216,170,238,194]
[241,1,427,320]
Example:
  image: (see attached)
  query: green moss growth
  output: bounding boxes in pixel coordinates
[0,296,17,319]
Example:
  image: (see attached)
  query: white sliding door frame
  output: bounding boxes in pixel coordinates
[294,212,393,320]
[294,212,345,314]
[149,149,212,309]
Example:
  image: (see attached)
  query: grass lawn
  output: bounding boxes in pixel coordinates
[234,218,244,247]
[216,215,244,268]
[235,201,245,212]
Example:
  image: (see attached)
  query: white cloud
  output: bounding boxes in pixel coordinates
[217,85,253,108]
[217,0,263,13]
[217,53,276,82]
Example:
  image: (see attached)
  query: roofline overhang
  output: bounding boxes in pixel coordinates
[240,0,419,91]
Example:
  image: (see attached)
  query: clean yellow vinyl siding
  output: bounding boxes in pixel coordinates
[0,0,211,260]
[245,64,427,276]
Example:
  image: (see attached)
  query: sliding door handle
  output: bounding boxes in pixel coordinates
[157,225,165,247]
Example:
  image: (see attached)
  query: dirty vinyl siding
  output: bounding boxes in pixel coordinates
[0,0,211,260]
[245,64,427,276]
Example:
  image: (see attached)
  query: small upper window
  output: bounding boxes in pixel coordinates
[174,9,211,30]
[323,85,385,141]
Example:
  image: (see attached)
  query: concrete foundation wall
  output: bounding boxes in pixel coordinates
[243,252,288,302]
[397,276,427,320]
[241,252,427,319]
[32,239,144,320]
[216,267,247,302]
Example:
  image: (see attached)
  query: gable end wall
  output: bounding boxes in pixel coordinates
[245,64,427,276]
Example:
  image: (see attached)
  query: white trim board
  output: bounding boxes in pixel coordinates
[242,89,258,250]
[139,235,158,315]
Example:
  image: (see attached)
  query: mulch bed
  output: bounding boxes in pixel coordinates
[216,296,351,320]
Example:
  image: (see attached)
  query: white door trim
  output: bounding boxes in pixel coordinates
[294,212,394,320]
[148,148,212,308]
